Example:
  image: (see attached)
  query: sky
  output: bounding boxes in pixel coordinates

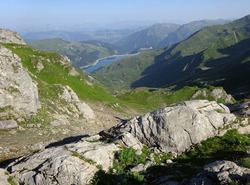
[0,0,249,32]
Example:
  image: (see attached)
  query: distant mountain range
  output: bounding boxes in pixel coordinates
[115,19,229,52]
[114,23,180,52]
[22,28,145,43]
[158,19,229,47]
[27,39,125,68]
[93,15,250,98]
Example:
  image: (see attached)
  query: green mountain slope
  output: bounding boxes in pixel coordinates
[93,15,250,98]
[27,38,125,68]
[3,43,116,103]
[115,23,180,52]
[159,19,228,47]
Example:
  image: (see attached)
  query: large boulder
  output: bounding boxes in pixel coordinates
[108,100,236,154]
[0,29,26,45]
[6,140,119,185]
[0,45,41,116]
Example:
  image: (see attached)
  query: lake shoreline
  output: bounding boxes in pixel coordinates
[80,53,139,69]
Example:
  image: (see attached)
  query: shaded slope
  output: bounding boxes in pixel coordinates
[93,15,250,97]
[159,19,228,47]
[115,23,180,52]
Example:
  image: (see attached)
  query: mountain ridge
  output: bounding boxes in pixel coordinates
[27,38,125,68]
[93,15,250,98]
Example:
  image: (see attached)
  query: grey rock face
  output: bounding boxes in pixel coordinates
[0,29,26,45]
[0,120,18,130]
[118,132,143,151]
[67,141,119,171]
[229,100,250,116]
[190,160,250,185]
[0,168,9,185]
[110,100,235,154]
[59,85,95,120]
[191,88,234,103]
[6,139,119,185]
[0,45,41,116]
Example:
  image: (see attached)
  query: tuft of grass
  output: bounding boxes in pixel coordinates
[7,176,17,185]
[80,156,96,165]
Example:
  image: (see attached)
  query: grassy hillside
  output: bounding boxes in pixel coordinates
[3,43,235,115]
[3,43,118,105]
[93,15,250,98]
[27,38,125,68]
[159,19,228,47]
[115,23,180,52]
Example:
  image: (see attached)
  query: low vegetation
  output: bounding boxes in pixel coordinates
[91,129,250,184]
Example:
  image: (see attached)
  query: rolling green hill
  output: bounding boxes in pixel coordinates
[93,15,250,98]
[27,39,125,68]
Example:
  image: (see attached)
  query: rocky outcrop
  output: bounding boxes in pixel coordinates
[191,88,234,103]
[0,120,18,130]
[229,99,250,116]
[190,160,250,185]
[0,45,41,118]
[6,139,119,185]
[59,85,95,120]
[0,100,242,184]
[0,29,26,45]
[108,100,236,154]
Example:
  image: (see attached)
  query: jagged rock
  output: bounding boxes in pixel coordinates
[229,100,250,116]
[0,120,18,130]
[6,138,120,184]
[57,55,71,66]
[58,85,95,120]
[190,160,250,185]
[0,168,9,185]
[0,45,41,116]
[118,132,143,151]
[0,29,26,45]
[191,88,234,103]
[210,88,234,103]
[109,100,236,154]
[7,146,97,185]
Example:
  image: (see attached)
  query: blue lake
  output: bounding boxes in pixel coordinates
[84,55,129,73]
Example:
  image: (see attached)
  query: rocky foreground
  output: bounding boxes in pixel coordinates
[0,100,249,185]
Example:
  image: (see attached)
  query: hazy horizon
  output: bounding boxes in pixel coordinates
[1,0,249,33]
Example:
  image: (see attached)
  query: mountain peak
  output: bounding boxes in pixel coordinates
[0,28,26,45]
